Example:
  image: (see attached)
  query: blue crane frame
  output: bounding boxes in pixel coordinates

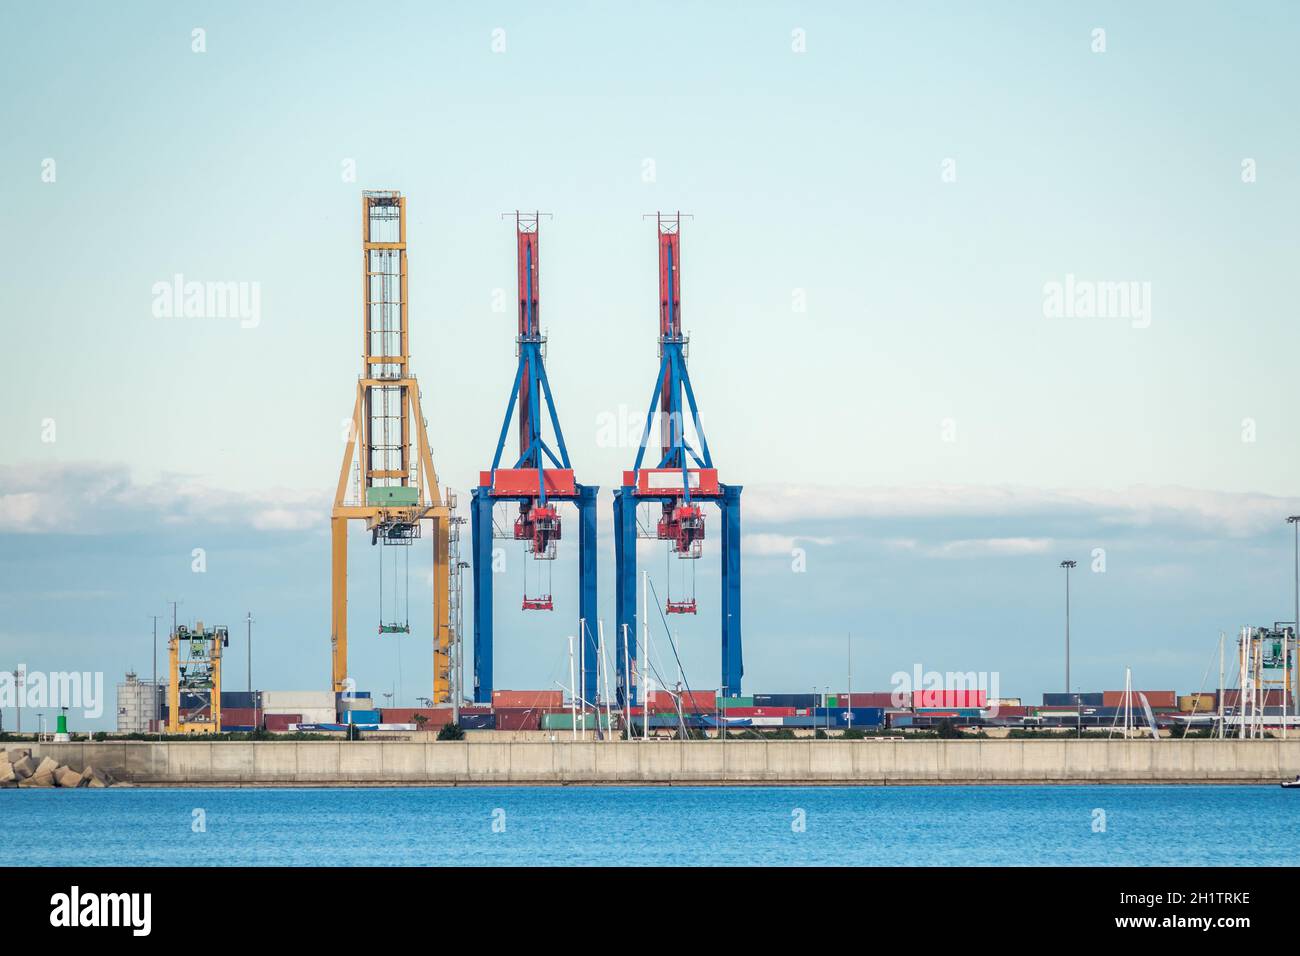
[613,214,742,708]
[471,214,598,705]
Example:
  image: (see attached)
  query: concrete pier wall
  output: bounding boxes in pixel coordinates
[22,739,1300,786]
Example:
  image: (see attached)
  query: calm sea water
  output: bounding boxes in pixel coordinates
[8,785,1297,866]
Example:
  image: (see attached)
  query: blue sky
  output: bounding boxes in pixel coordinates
[1,2,1298,728]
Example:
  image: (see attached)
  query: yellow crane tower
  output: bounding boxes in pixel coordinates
[332,190,453,703]
[167,622,227,734]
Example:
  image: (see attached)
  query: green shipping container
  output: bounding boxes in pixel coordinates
[540,712,617,731]
[366,486,420,506]
[718,696,754,709]
[827,696,839,708]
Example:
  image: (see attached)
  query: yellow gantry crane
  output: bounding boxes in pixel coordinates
[332,191,453,702]
[167,622,226,734]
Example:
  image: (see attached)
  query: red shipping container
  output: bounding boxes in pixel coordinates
[265,713,301,732]
[649,689,717,713]
[492,689,564,709]
[1220,689,1287,708]
[911,689,987,709]
[220,707,260,728]
[380,708,454,727]
[986,705,1028,717]
[494,708,542,731]
[1103,691,1176,709]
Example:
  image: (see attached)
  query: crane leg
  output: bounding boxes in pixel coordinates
[331,516,349,693]
[613,486,639,707]
[720,484,743,696]
[432,514,451,704]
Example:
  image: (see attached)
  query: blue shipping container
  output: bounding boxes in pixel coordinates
[1043,692,1103,707]
[753,694,819,708]
[341,709,382,724]
[814,707,886,726]
[458,713,495,730]
[221,691,261,709]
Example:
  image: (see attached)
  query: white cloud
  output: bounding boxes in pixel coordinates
[0,463,328,534]
[745,483,1299,538]
[742,533,835,556]
[885,536,1053,559]
[4,464,1295,551]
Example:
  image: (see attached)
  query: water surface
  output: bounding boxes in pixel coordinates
[9,785,1295,866]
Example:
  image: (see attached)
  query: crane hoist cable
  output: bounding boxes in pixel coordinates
[377,534,412,635]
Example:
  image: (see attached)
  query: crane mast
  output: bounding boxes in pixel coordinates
[331,191,452,703]
[471,213,599,704]
[613,213,743,707]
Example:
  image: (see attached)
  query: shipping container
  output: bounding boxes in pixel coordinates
[986,704,1029,717]
[492,689,564,710]
[263,690,337,711]
[1102,690,1176,709]
[816,707,886,727]
[340,709,382,724]
[220,691,261,709]
[714,706,796,718]
[1178,694,1216,713]
[752,693,819,708]
[912,689,987,708]
[1043,692,1103,707]
[648,689,717,713]
[263,706,334,724]
[458,713,495,730]
[1220,689,1288,708]
[379,708,453,728]
[717,696,755,709]
[539,711,616,731]
[220,707,261,728]
[834,692,904,708]
[264,713,301,732]
[494,708,543,731]
[221,725,255,733]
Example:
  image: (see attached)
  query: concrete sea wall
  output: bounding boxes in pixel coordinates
[22,738,1300,786]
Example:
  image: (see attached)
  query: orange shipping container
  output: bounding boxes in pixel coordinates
[1103,691,1176,709]
[492,690,564,709]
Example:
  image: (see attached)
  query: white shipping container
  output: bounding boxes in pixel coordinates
[337,697,374,712]
[263,706,336,723]
[262,690,336,711]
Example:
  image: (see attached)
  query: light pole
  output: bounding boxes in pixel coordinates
[719,684,727,747]
[245,611,254,694]
[149,615,160,734]
[1060,560,1077,693]
[1288,517,1299,718]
